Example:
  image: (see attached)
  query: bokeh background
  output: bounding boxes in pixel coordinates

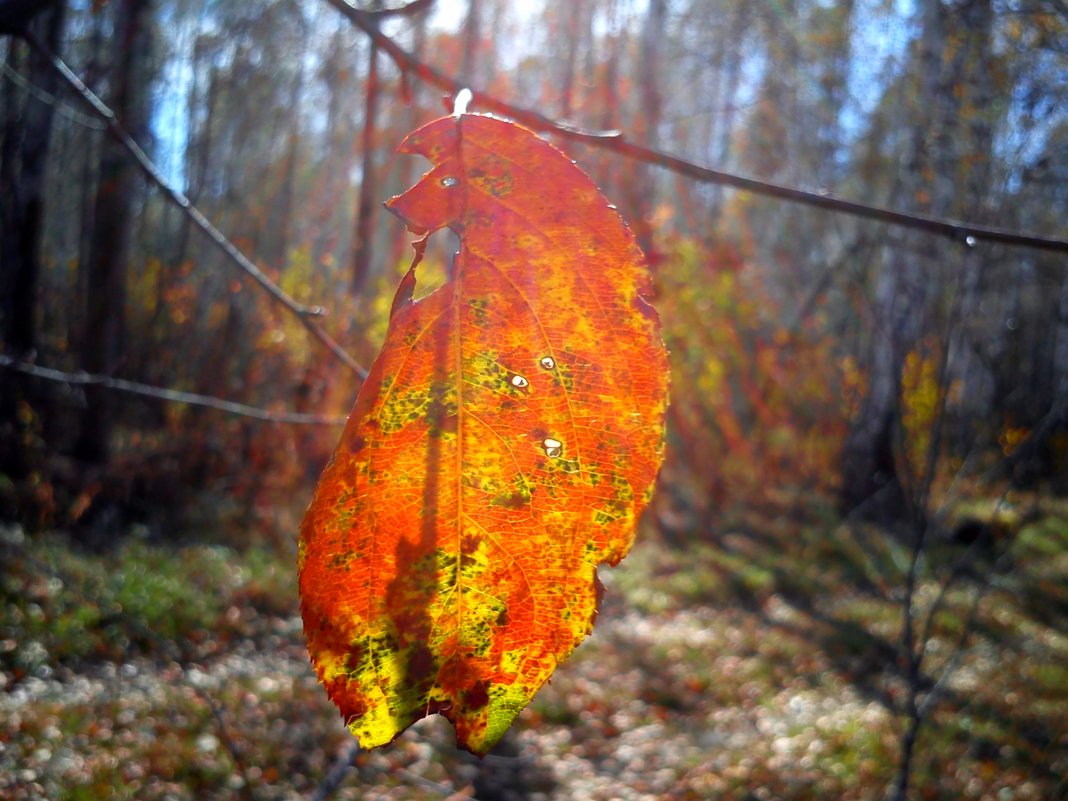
[1,1,1066,799]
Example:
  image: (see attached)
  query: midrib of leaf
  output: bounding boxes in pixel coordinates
[453,235,467,648]
[452,129,470,658]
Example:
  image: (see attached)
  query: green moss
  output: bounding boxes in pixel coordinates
[0,531,292,669]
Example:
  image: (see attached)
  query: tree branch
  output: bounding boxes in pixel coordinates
[325,0,1068,255]
[0,356,347,426]
[308,741,361,801]
[366,0,436,18]
[24,31,369,380]
[191,685,258,801]
[1,61,106,129]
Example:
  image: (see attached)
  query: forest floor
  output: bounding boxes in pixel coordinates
[2,490,1067,801]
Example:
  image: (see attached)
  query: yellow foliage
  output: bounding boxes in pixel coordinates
[900,344,944,479]
[998,425,1029,457]
[839,355,867,420]
[655,238,849,515]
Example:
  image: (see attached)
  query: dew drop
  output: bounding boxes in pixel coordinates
[441,176,458,188]
[539,356,556,370]
[964,235,977,247]
[542,438,563,458]
[510,374,529,388]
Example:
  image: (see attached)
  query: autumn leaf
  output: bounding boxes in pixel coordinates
[298,113,669,755]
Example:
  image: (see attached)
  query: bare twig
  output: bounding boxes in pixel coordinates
[917,583,987,719]
[890,245,983,801]
[0,356,347,426]
[192,685,257,801]
[1,60,106,128]
[399,767,476,798]
[23,31,369,380]
[325,0,1068,256]
[365,0,436,18]
[308,741,361,801]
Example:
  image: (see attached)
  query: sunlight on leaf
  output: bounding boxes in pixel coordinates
[299,113,669,754]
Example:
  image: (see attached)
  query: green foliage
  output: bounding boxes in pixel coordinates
[0,526,293,674]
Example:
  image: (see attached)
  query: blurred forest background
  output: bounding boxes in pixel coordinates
[1,0,1067,799]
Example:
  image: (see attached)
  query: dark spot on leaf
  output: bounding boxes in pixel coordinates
[328,551,353,569]
[464,681,490,710]
[492,491,530,509]
[345,644,365,672]
[406,644,435,683]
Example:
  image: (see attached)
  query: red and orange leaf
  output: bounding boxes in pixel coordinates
[298,113,669,755]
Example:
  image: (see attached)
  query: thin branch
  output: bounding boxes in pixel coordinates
[915,552,972,668]
[399,767,476,798]
[191,685,257,801]
[308,741,361,801]
[0,356,347,426]
[366,0,436,18]
[23,31,369,380]
[325,0,1068,256]
[917,584,987,719]
[1,60,106,129]
[307,737,487,801]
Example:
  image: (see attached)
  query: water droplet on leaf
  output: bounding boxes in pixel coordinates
[542,438,563,458]
[964,235,977,247]
[510,374,529,388]
[539,356,555,370]
[441,176,458,188]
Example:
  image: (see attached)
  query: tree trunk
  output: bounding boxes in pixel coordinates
[460,0,481,88]
[840,0,950,523]
[74,0,153,464]
[599,0,621,133]
[949,0,998,454]
[0,0,58,34]
[351,6,381,296]
[627,0,665,258]
[0,4,66,481]
[558,1,583,119]
[388,11,428,274]
[274,31,307,268]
